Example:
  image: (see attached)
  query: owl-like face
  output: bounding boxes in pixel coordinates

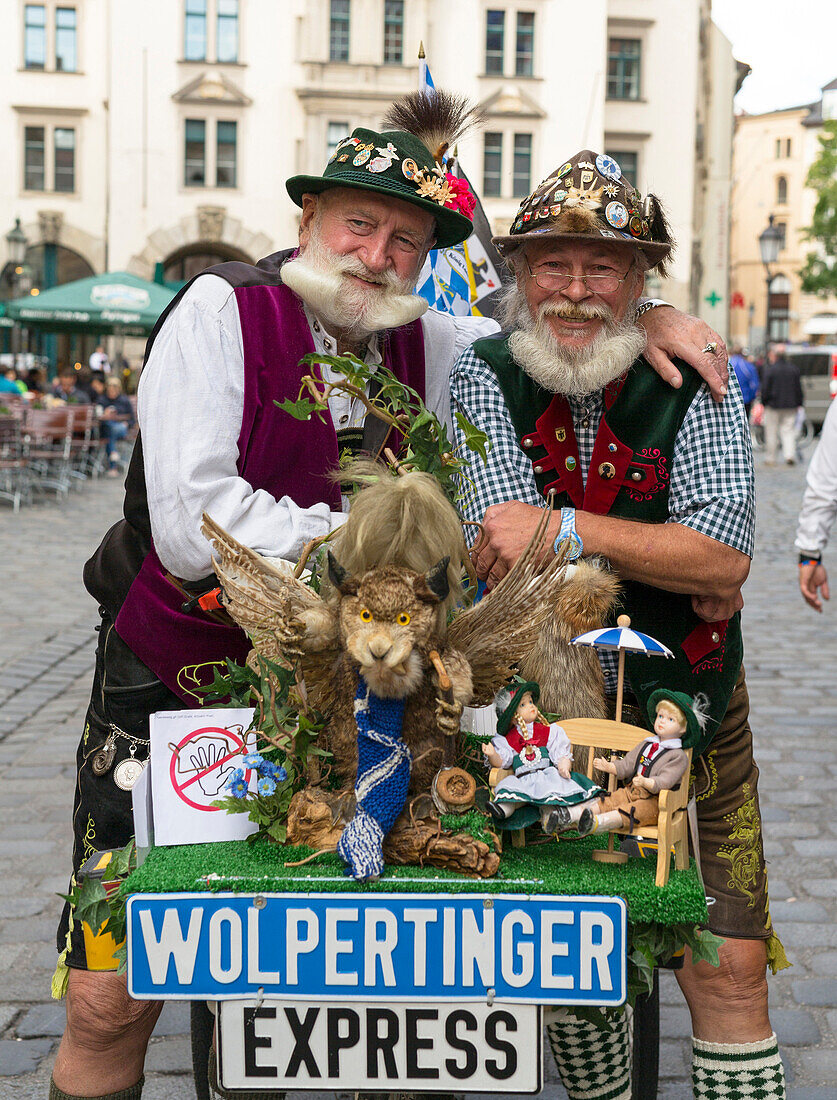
[339,568,441,698]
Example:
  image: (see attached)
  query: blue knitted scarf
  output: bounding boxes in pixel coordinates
[337,676,411,881]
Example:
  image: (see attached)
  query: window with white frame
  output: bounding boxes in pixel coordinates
[184,0,238,63]
[24,2,77,72]
[24,4,46,68]
[485,10,505,75]
[184,0,207,60]
[515,12,534,76]
[55,6,76,70]
[184,118,239,189]
[483,131,503,197]
[330,0,350,62]
[383,0,403,65]
[216,0,238,62]
[22,120,76,193]
[607,38,641,100]
[512,132,532,196]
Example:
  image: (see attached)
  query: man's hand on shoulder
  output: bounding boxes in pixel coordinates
[471,501,558,590]
[639,305,728,402]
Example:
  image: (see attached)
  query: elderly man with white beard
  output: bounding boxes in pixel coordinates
[453,150,787,1100]
[52,96,731,1100]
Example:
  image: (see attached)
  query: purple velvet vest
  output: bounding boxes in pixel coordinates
[114,283,426,704]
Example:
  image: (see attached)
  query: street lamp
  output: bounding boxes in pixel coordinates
[759,214,783,353]
[4,220,31,363]
[5,219,27,266]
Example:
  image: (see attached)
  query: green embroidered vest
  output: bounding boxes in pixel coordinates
[472,334,743,755]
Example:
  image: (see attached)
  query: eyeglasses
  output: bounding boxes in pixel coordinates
[521,256,634,295]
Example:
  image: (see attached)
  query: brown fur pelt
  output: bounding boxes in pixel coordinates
[328,460,468,621]
[520,559,620,720]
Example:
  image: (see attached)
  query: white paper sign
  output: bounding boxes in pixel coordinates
[149,709,258,846]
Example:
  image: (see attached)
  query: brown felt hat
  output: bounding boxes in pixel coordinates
[492,149,672,268]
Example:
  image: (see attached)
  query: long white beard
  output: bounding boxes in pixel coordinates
[503,288,646,396]
[281,233,428,337]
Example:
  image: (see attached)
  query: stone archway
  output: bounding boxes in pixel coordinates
[127,207,273,280]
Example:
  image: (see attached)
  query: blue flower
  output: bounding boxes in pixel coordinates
[242,753,263,769]
[257,776,277,797]
[228,768,244,784]
[228,777,249,799]
[259,760,288,783]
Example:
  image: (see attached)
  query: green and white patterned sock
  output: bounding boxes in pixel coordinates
[692,1032,786,1099]
[545,1009,631,1100]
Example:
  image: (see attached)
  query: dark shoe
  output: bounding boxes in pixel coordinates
[544,806,572,835]
[577,807,595,836]
[485,800,507,822]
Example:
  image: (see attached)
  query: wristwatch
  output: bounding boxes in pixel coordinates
[554,508,583,561]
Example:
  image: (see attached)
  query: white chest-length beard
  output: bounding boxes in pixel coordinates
[280,230,428,337]
[503,286,647,396]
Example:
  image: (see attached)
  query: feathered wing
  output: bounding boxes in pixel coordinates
[447,507,573,705]
[200,514,339,704]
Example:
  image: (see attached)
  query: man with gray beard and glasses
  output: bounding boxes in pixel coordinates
[453,150,787,1100]
[52,94,730,1100]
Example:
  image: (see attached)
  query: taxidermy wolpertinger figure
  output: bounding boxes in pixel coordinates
[202,463,574,880]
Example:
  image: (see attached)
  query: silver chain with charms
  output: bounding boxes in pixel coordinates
[91,723,150,790]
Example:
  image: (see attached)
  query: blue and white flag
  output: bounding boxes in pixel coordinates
[415,55,508,318]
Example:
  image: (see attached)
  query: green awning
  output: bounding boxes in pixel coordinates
[4,271,177,335]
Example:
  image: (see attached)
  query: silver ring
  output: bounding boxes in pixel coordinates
[702,341,718,355]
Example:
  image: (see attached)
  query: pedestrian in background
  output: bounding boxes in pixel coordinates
[761,344,803,465]
[97,375,135,475]
[796,397,837,611]
[88,344,110,375]
[729,345,760,419]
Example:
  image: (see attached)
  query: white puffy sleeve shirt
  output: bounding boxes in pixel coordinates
[138,273,498,580]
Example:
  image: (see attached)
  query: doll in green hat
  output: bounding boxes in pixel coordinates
[482,677,602,834]
[578,689,709,836]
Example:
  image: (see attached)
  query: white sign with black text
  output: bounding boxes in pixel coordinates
[218,999,542,1093]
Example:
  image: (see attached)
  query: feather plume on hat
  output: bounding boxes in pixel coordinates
[382,91,484,164]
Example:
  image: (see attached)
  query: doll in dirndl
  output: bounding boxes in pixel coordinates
[482,677,601,834]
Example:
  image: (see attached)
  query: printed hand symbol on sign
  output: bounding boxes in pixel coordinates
[186,735,239,796]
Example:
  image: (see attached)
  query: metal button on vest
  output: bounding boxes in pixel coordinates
[522,438,533,448]
[711,631,720,643]
[565,456,577,471]
[598,461,616,480]
[608,442,617,453]
[631,470,643,481]
[534,465,543,474]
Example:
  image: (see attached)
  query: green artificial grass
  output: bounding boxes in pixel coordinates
[125,833,707,927]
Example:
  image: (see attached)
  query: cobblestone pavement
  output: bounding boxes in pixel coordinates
[1,451,836,1099]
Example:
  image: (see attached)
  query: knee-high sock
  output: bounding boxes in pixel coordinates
[49,1077,144,1100]
[692,1032,786,1099]
[545,1009,631,1100]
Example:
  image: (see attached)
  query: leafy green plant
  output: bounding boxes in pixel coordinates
[277,352,489,502]
[61,840,137,974]
[201,654,330,844]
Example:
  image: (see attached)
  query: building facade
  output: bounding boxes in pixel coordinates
[0,0,741,367]
[730,80,837,352]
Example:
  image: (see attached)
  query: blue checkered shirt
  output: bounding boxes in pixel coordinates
[451,346,755,691]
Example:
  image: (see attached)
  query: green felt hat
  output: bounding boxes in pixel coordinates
[647,689,704,749]
[493,148,672,269]
[286,127,475,249]
[495,677,540,737]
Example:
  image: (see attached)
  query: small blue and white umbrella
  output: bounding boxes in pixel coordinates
[571,614,672,721]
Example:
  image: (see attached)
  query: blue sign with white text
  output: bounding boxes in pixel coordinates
[127,892,627,1005]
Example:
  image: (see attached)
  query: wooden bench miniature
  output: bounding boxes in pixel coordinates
[489,717,692,887]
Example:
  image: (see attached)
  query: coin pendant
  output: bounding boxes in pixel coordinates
[92,734,117,776]
[114,757,145,791]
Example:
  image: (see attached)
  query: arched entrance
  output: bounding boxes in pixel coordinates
[162,241,253,285]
